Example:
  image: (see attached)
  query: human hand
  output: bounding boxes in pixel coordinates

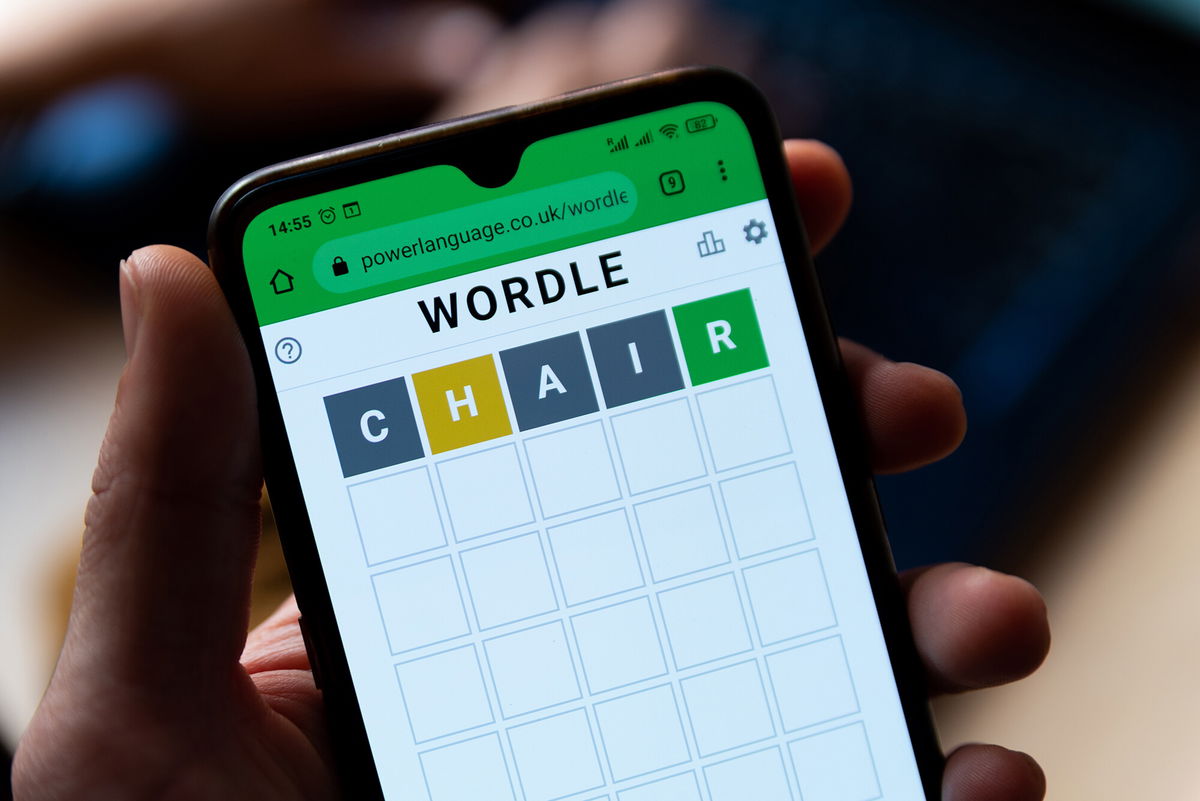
[12,140,1048,801]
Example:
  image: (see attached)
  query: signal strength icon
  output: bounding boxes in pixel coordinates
[659,123,680,139]
[607,134,629,152]
[634,130,654,147]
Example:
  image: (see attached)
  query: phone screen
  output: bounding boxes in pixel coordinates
[239,100,927,800]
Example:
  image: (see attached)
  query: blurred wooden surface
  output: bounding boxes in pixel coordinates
[0,229,121,745]
[934,337,1200,800]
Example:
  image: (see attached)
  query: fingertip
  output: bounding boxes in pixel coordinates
[784,139,850,191]
[102,242,259,500]
[126,244,209,279]
[909,564,1050,693]
[896,361,963,409]
[955,567,1051,682]
[884,361,967,467]
[126,245,225,315]
[1022,751,1047,797]
[128,242,204,266]
[849,350,967,473]
[784,139,852,253]
[943,744,1046,801]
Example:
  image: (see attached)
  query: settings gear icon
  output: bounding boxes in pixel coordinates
[743,218,768,244]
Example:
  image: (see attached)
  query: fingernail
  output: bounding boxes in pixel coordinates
[119,256,142,355]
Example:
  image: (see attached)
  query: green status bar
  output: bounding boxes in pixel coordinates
[243,101,765,326]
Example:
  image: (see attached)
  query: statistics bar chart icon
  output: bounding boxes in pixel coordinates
[696,230,726,258]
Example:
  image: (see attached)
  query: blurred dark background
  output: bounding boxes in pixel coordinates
[3,0,1199,792]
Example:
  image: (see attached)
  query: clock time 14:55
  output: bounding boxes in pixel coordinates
[268,215,313,236]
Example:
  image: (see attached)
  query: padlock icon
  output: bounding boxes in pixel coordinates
[332,256,349,277]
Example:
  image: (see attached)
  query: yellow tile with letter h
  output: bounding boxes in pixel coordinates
[412,355,513,454]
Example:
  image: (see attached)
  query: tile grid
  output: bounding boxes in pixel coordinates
[369,390,878,796]
[342,290,882,799]
[388,417,868,796]
[374,506,864,786]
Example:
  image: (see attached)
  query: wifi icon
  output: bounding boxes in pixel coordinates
[659,123,680,139]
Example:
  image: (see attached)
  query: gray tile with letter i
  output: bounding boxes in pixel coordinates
[586,310,684,408]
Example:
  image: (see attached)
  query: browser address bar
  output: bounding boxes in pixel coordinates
[312,172,637,294]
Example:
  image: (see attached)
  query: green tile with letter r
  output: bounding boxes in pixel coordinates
[672,289,769,385]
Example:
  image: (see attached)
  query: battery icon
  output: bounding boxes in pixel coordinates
[686,114,717,133]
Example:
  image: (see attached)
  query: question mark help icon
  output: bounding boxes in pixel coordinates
[274,337,302,364]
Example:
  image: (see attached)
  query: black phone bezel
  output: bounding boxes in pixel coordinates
[208,66,943,800]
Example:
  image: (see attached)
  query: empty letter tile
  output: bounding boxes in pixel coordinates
[461,533,558,630]
[617,772,702,801]
[611,399,706,494]
[437,444,534,542]
[698,376,790,471]
[634,486,729,582]
[720,463,813,559]
[657,574,752,670]
[744,551,836,646]
[508,709,605,801]
[571,598,667,693]
[395,645,493,743]
[548,510,643,606]
[420,732,515,801]
[768,637,859,732]
[484,621,581,718]
[594,685,690,781]
[704,747,793,801]
[524,421,621,518]
[373,556,470,654]
[680,660,775,756]
[788,723,881,801]
[350,466,446,566]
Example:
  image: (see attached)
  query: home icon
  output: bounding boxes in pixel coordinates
[270,269,295,294]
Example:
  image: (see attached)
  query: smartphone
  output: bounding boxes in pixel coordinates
[209,67,942,801]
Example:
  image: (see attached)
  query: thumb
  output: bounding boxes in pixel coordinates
[58,244,262,705]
